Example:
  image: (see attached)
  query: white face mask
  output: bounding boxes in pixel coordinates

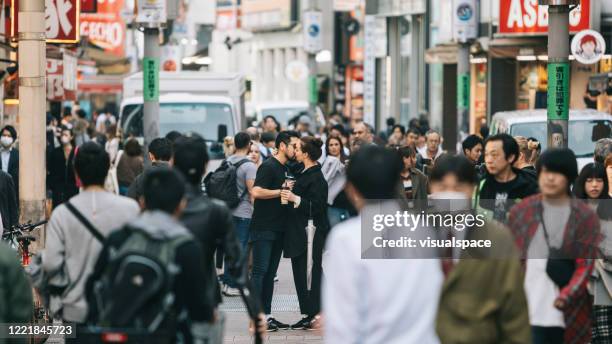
[0,136,13,148]
[61,136,71,145]
[429,191,471,212]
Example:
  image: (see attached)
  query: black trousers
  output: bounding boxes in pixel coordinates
[531,326,564,344]
[290,235,324,317]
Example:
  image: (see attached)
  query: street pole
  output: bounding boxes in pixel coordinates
[18,0,46,236]
[143,27,161,165]
[541,0,577,149]
[457,43,470,149]
[304,0,320,118]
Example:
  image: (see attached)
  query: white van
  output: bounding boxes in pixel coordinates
[119,72,246,170]
[490,109,612,170]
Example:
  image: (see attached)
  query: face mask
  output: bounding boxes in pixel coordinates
[0,136,13,148]
[61,136,71,145]
[429,191,471,212]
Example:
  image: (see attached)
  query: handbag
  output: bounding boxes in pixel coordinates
[541,215,575,288]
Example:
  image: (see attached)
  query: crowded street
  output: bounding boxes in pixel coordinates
[0,0,612,344]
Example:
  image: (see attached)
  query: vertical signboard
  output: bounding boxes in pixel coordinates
[143,57,159,101]
[11,0,80,42]
[80,0,126,56]
[363,15,376,126]
[303,10,323,54]
[547,63,570,121]
[47,58,76,101]
[452,0,477,43]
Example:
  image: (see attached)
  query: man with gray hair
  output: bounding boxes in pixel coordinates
[352,121,373,145]
[594,138,612,164]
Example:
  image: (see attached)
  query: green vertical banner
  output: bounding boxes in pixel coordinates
[457,73,470,109]
[309,76,318,104]
[547,62,570,120]
[143,57,160,101]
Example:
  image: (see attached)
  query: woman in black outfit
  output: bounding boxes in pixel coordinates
[47,127,78,207]
[281,136,329,330]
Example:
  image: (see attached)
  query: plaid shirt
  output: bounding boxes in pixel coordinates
[508,194,603,344]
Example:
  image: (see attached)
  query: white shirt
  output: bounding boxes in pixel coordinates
[1,149,10,173]
[524,201,570,327]
[323,216,443,344]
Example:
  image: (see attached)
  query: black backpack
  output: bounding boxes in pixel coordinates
[204,158,250,209]
[89,226,191,332]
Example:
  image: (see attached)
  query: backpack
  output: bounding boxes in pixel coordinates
[204,158,250,209]
[89,226,191,332]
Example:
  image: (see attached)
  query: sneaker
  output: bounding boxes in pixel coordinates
[223,286,241,297]
[268,317,290,330]
[290,316,313,330]
[266,318,279,332]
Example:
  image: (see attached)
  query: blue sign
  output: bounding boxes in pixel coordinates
[457,4,473,21]
[309,24,320,37]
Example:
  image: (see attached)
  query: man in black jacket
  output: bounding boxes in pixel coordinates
[172,133,264,335]
[476,134,539,222]
[0,170,18,233]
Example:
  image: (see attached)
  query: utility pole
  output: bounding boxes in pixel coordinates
[541,0,577,149]
[143,27,161,164]
[457,44,470,146]
[452,0,478,151]
[303,0,322,118]
[18,0,46,231]
[137,0,167,164]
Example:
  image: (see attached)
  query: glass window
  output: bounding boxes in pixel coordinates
[261,107,307,126]
[510,120,612,158]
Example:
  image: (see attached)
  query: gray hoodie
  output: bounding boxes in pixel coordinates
[41,191,140,323]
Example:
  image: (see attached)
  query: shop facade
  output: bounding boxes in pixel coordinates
[427,0,612,143]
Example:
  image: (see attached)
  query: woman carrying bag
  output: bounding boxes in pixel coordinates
[281,136,329,331]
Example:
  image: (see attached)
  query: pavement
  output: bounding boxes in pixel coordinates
[220,258,323,344]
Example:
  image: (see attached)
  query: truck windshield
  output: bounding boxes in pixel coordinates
[121,103,234,159]
[510,120,612,158]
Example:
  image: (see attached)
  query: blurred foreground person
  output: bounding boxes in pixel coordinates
[41,142,139,324]
[509,149,602,344]
[322,145,443,344]
[87,168,212,342]
[574,163,612,343]
[282,137,329,330]
[431,155,530,344]
[0,241,32,326]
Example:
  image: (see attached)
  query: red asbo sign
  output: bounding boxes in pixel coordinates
[11,0,80,43]
[499,0,590,35]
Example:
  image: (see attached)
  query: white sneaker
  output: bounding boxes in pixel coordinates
[224,286,241,297]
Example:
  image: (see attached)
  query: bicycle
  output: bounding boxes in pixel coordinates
[2,220,47,266]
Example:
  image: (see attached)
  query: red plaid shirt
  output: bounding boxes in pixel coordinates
[508,194,602,344]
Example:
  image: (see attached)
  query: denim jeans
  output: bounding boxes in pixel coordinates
[223,216,251,288]
[249,230,283,315]
[327,207,350,229]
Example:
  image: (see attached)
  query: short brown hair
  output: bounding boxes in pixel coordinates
[605,154,612,169]
[300,136,323,161]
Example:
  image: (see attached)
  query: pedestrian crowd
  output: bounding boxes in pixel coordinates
[0,108,610,344]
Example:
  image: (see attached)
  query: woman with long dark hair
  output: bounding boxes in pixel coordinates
[281,136,329,330]
[322,136,353,227]
[575,162,612,343]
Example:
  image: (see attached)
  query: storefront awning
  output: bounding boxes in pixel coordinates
[78,74,124,93]
[425,44,458,64]
[488,37,548,58]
